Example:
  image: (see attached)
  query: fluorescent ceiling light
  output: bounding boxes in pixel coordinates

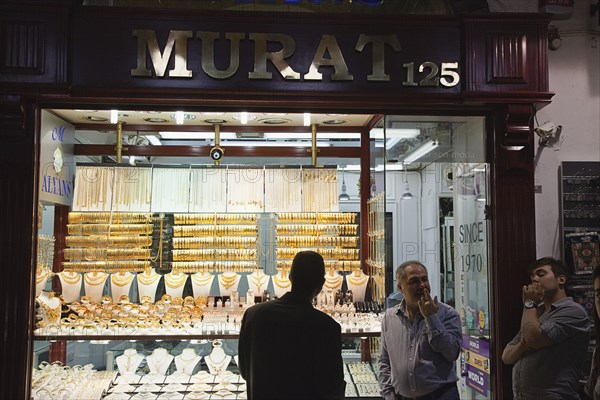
[240,112,248,125]
[160,132,236,139]
[370,128,420,139]
[264,132,360,140]
[218,141,330,147]
[110,109,118,124]
[385,163,405,171]
[145,135,162,145]
[402,139,440,164]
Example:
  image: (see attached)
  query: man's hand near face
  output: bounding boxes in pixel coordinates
[417,288,439,317]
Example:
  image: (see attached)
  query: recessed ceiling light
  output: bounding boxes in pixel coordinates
[321,119,347,125]
[326,113,349,116]
[201,112,225,116]
[232,113,257,122]
[262,113,288,116]
[82,116,108,122]
[203,119,228,124]
[169,113,197,122]
[75,109,98,113]
[144,117,168,123]
[259,118,292,125]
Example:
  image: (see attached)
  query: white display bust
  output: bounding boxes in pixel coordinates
[272,269,291,298]
[35,269,52,298]
[116,348,145,376]
[146,348,174,376]
[205,341,232,375]
[137,269,161,302]
[83,271,108,302]
[174,348,202,376]
[346,270,369,302]
[164,272,188,298]
[110,272,135,302]
[191,272,214,299]
[323,268,343,292]
[246,269,270,295]
[217,272,240,297]
[58,271,82,303]
[37,290,61,326]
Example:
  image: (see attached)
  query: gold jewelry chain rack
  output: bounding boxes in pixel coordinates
[67,224,152,235]
[277,248,359,260]
[171,261,258,274]
[174,213,258,225]
[62,261,150,273]
[277,236,359,248]
[173,249,257,261]
[277,212,356,224]
[173,225,258,237]
[64,248,151,260]
[276,224,358,236]
[68,212,152,224]
[277,260,361,271]
[172,237,257,249]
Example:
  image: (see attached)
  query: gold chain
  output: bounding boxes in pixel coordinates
[219,273,238,289]
[138,270,160,285]
[165,273,188,289]
[192,273,213,286]
[111,272,134,287]
[59,271,81,285]
[84,272,108,286]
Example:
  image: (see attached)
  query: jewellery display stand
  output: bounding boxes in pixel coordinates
[272,269,291,298]
[58,271,83,303]
[115,348,145,376]
[137,269,161,302]
[191,272,215,299]
[246,269,270,295]
[323,268,343,292]
[174,348,202,375]
[217,272,240,297]
[110,272,135,302]
[204,341,232,375]
[83,271,109,302]
[164,272,188,298]
[346,270,370,302]
[146,348,174,376]
[36,290,61,327]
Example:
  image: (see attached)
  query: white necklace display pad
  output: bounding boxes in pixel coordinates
[345,271,369,302]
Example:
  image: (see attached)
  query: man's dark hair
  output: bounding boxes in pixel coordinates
[289,250,325,295]
[526,257,570,285]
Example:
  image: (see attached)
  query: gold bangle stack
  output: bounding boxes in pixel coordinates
[62,261,150,273]
[64,248,151,260]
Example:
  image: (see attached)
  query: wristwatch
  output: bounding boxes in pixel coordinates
[523,299,536,309]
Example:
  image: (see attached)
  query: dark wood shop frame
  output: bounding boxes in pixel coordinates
[0,3,549,399]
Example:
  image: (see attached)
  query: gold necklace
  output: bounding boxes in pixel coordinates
[36,270,49,284]
[138,271,160,285]
[273,272,291,289]
[324,272,343,289]
[60,271,81,285]
[219,274,237,289]
[38,300,61,324]
[165,273,187,289]
[192,273,213,286]
[84,272,108,286]
[111,272,134,287]
[347,271,369,286]
[249,273,268,292]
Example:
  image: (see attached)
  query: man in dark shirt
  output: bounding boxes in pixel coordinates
[239,250,346,400]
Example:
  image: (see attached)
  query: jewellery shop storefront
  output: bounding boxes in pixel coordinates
[0,2,551,400]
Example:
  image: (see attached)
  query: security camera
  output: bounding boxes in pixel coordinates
[210,145,224,164]
[534,121,562,146]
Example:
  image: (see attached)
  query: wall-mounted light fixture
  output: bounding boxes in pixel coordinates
[402,139,439,164]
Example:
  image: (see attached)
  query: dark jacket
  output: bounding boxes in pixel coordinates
[239,291,346,400]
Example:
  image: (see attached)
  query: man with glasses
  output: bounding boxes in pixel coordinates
[378,260,462,400]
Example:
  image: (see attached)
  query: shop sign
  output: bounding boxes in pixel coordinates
[72,13,461,96]
[39,111,74,206]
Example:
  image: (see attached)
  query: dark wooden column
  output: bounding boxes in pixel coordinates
[0,98,38,400]
[489,104,537,398]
